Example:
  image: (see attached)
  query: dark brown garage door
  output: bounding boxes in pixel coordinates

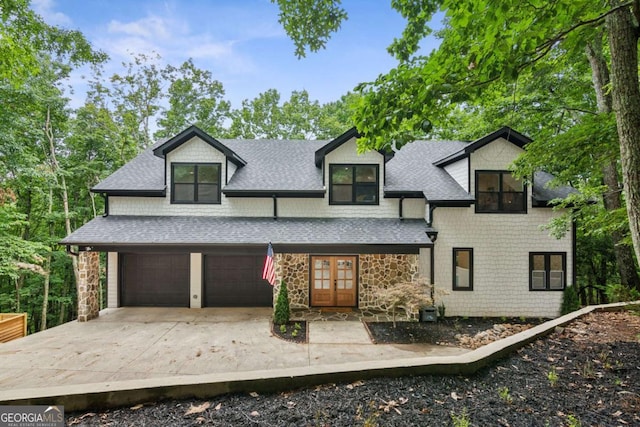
[121,253,190,307]
[204,255,273,307]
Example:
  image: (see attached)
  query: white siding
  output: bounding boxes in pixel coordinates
[402,198,425,219]
[109,196,273,216]
[318,138,398,218]
[433,137,570,318]
[190,253,202,308]
[444,158,469,191]
[226,160,237,184]
[107,252,118,308]
[470,137,524,197]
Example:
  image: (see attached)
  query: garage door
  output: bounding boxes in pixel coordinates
[204,255,273,307]
[121,253,190,307]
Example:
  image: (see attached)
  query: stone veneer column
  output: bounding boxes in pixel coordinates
[274,254,309,308]
[77,251,100,322]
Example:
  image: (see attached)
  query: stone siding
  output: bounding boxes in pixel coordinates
[272,253,422,319]
[359,254,420,318]
[274,253,309,309]
[77,251,100,322]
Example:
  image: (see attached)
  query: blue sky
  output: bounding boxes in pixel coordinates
[32,0,441,109]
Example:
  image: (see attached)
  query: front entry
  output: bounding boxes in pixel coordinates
[310,256,357,307]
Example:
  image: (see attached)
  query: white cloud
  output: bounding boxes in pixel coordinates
[107,16,173,40]
[31,0,71,26]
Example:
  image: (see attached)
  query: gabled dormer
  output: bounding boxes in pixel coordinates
[314,127,393,205]
[152,126,246,205]
[433,126,542,213]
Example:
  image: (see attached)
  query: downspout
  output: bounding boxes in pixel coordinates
[102,193,109,217]
[399,196,404,220]
[427,204,437,227]
[272,194,278,220]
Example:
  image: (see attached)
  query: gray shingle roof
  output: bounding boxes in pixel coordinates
[385,140,474,202]
[90,128,573,203]
[532,171,578,204]
[221,139,326,192]
[92,146,165,193]
[60,216,433,246]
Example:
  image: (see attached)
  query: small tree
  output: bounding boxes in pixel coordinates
[377,277,432,327]
[273,280,290,325]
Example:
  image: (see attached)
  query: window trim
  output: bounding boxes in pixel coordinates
[529,252,567,291]
[475,170,527,214]
[452,248,474,291]
[171,162,221,204]
[329,164,380,205]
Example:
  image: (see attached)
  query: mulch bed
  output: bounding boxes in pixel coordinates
[67,311,640,426]
[365,317,545,345]
[271,321,307,343]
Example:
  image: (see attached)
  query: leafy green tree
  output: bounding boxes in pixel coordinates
[109,52,166,148]
[155,59,231,139]
[229,89,353,139]
[0,0,105,85]
[275,0,640,277]
[272,0,348,58]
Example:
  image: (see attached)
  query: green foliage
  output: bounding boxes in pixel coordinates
[450,407,470,427]
[272,0,348,58]
[155,59,231,139]
[0,196,48,281]
[547,367,559,387]
[498,386,513,404]
[0,0,105,85]
[606,283,640,303]
[437,302,446,319]
[561,285,581,315]
[274,281,290,325]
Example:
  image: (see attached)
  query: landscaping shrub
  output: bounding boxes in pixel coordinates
[605,283,640,303]
[561,285,581,315]
[273,280,290,325]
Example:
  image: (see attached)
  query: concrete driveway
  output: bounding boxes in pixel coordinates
[0,307,467,392]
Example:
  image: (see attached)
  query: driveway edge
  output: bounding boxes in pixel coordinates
[1,302,636,412]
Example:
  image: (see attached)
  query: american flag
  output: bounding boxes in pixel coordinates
[262,242,276,286]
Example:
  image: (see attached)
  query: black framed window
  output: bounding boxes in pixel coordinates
[329,164,379,205]
[453,248,473,291]
[476,171,526,213]
[171,163,221,204]
[529,252,566,291]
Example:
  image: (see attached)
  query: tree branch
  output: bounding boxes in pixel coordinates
[536,2,634,53]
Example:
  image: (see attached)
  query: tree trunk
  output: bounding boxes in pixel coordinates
[607,3,640,281]
[586,34,640,291]
[40,187,54,331]
[44,108,80,288]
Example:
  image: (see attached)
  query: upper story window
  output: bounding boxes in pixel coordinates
[171,163,221,204]
[329,164,379,205]
[476,171,526,213]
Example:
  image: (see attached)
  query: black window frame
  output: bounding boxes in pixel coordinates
[329,164,380,205]
[452,248,474,291]
[475,170,527,214]
[529,252,567,291]
[171,162,221,204]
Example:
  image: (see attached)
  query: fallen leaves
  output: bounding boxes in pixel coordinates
[379,397,408,414]
[184,402,210,416]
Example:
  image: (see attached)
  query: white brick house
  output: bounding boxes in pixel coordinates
[62,126,575,320]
